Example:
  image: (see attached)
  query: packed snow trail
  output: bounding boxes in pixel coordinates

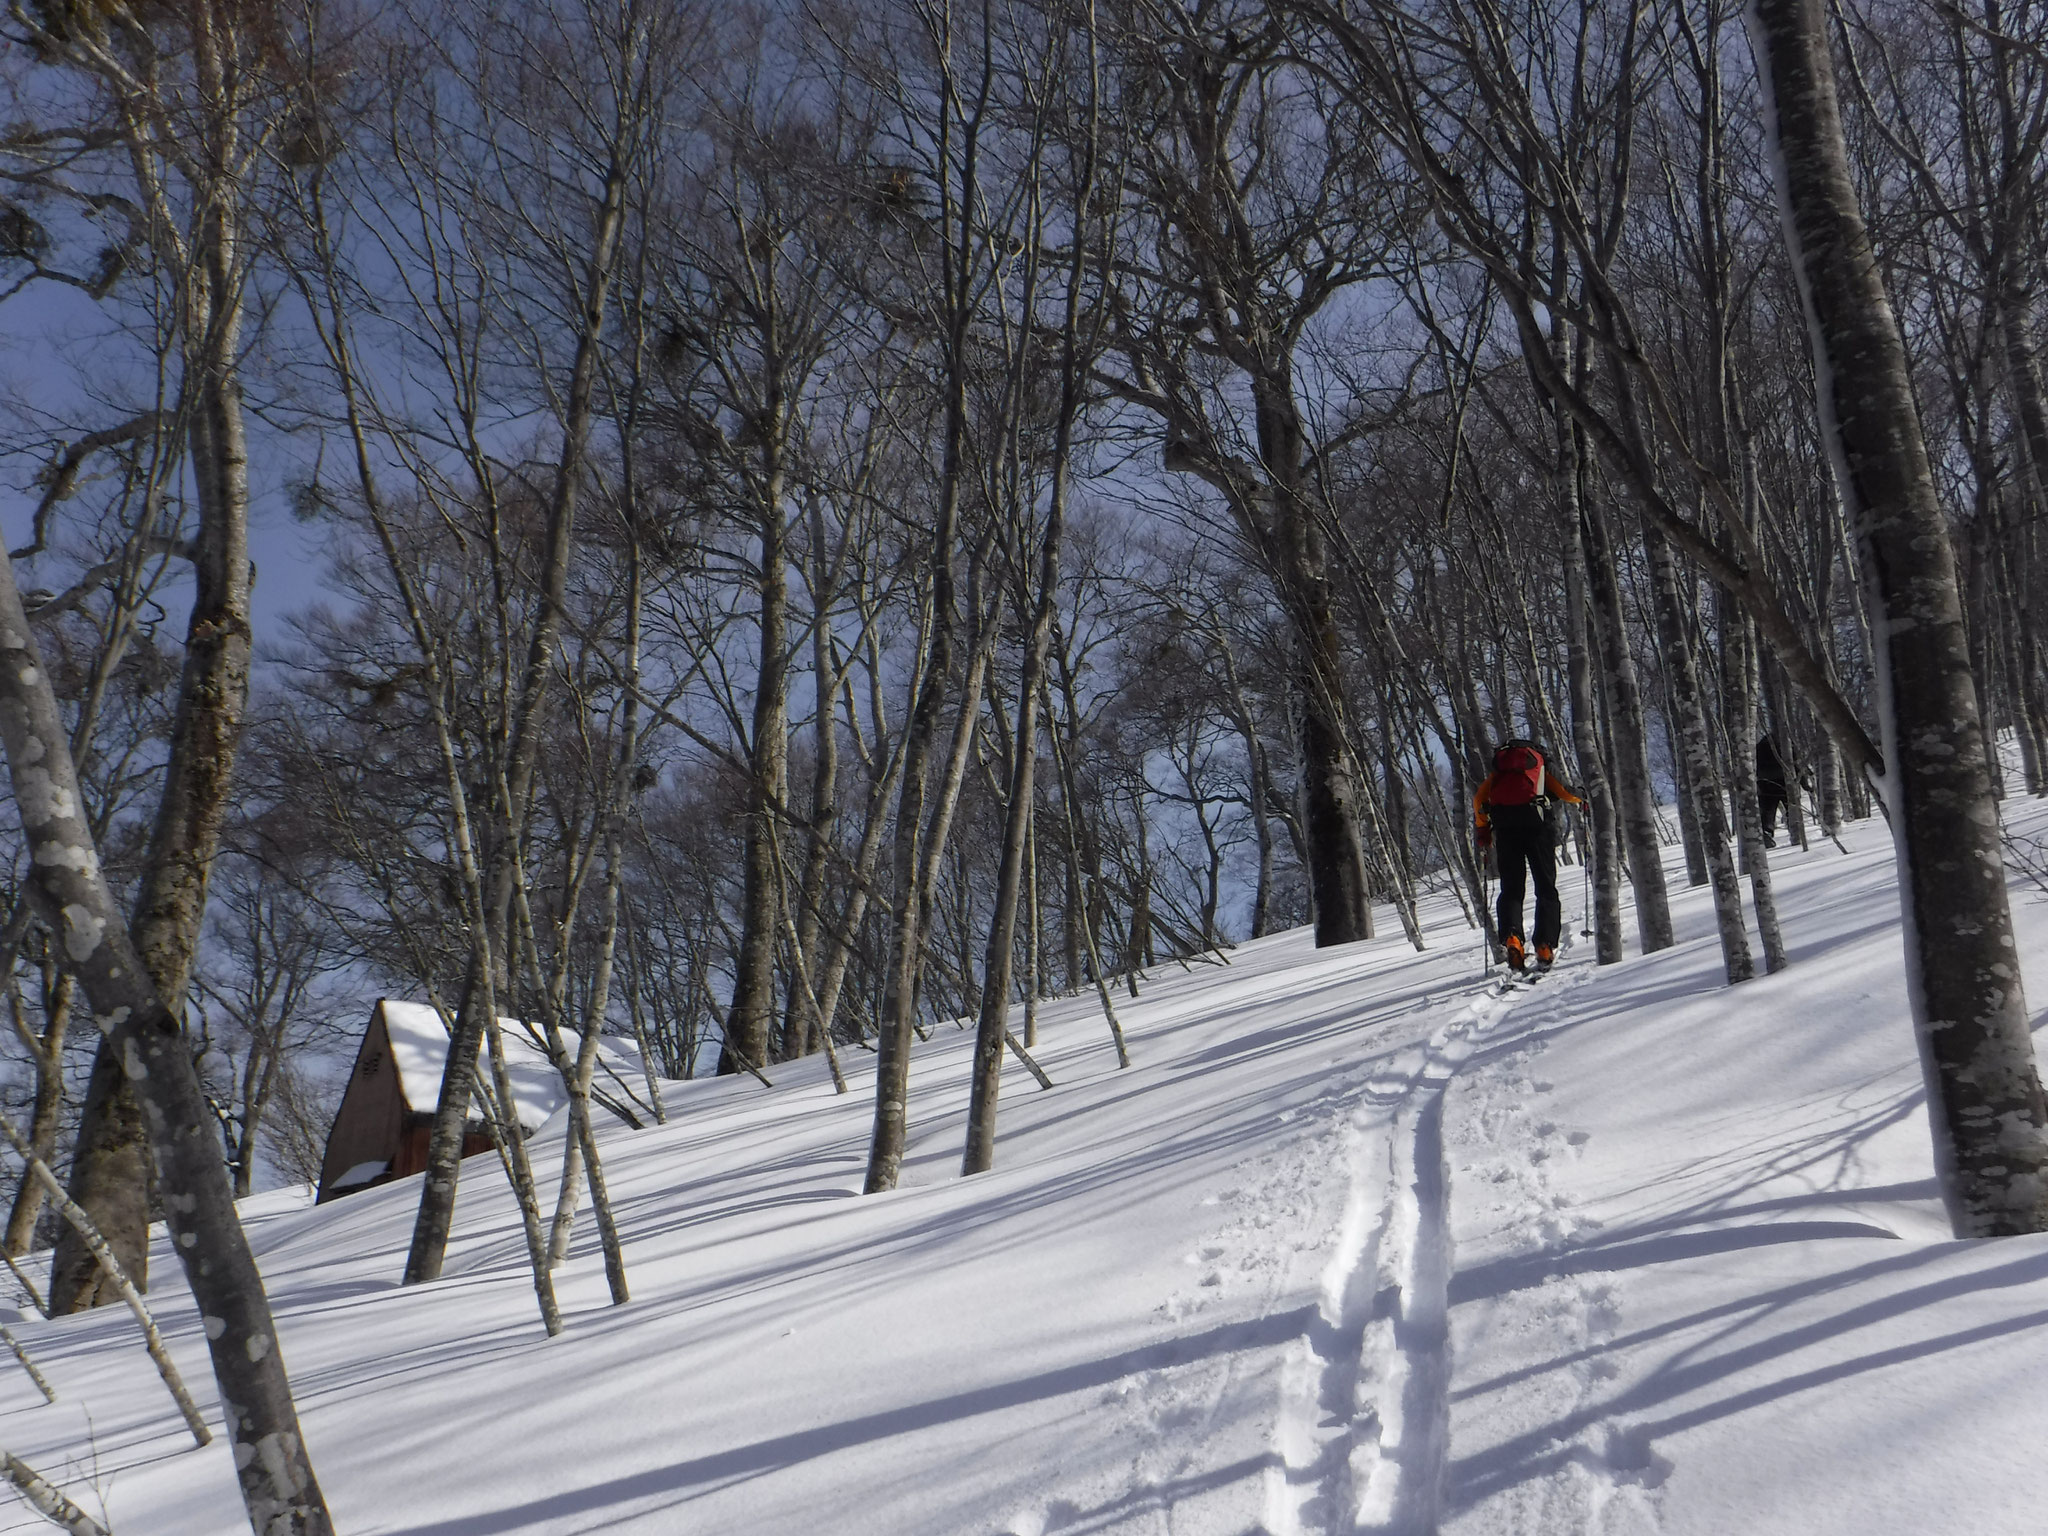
[1267,970,1576,1536]
[10,807,2048,1533]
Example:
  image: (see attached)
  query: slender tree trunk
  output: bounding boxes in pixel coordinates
[1579,489,1675,951]
[5,972,70,1258]
[479,1006,560,1334]
[1645,524,1753,981]
[0,1449,108,1536]
[404,139,634,1284]
[964,96,1096,1166]
[1561,459,1625,963]
[1750,0,2048,1234]
[1023,812,1042,1047]
[544,841,631,1302]
[914,625,997,980]
[3,1328,56,1404]
[621,916,668,1123]
[54,213,254,1313]
[863,566,955,1194]
[1722,598,1788,970]
[806,647,914,1049]
[0,1115,208,1445]
[1046,683,1132,1068]
[782,503,842,1060]
[723,455,790,1074]
[964,604,1057,1173]
[1992,531,2047,793]
[1666,699,1711,888]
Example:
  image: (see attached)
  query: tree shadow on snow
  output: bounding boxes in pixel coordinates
[1445,1242,2048,1513]
[383,1307,1316,1535]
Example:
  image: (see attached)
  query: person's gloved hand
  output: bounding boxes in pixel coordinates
[1476,825,1492,851]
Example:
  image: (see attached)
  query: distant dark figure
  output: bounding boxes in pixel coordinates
[1475,739,1584,972]
[1756,735,1789,846]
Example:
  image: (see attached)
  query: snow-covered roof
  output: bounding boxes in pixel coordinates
[331,1160,390,1192]
[377,1000,645,1133]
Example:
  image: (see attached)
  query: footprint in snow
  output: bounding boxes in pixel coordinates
[1597,1422,1674,1489]
[997,1497,1083,1535]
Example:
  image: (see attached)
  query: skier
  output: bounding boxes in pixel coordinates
[1756,735,1788,846]
[1475,739,1584,974]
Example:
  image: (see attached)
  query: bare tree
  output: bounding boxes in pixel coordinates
[1747,0,2048,1235]
[0,556,332,1531]
[192,848,347,1197]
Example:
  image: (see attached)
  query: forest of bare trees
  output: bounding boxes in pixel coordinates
[6,0,2048,1527]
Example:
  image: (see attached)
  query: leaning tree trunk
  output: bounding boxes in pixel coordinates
[403,144,632,1286]
[862,22,989,1194]
[963,100,1096,1168]
[1749,0,2048,1235]
[0,557,333,1534]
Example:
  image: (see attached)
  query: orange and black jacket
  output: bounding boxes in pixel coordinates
[1473,765,1584,837]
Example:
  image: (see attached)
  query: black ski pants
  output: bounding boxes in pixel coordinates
[1759,781,1786,842]
[1493,810,1561,952]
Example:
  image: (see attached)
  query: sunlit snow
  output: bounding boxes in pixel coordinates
[3,799,2046,1534]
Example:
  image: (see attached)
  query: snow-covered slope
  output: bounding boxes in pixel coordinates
[4,801,2046,1535]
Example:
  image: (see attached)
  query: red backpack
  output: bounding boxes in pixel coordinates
[1490,743,1546,807]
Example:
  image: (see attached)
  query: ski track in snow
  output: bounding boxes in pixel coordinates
[1446,969,1670,1536]
[1265,971,1546,1536]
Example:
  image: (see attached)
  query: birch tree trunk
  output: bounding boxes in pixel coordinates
[781,495,843,1061]
[0,1451,108,1536]
[1561,464,1625,963]
[721,451,790,1076]
[1722,598,1789,970]
[44,0,266,1327]
[862,0,992,1194]
[964,37,1098,1171]
[863,536,958,1194]
[404,115,637,1284]
[0,557,333,1532]
[1748,0,2048,1235]
[4,968,70,1257]
[1644,524,1753,982]
[1578,488,1676,952]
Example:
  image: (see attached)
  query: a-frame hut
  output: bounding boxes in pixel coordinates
[316,1000,641,1202]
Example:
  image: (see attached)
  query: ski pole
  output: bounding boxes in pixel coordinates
[1480,868,1492,978]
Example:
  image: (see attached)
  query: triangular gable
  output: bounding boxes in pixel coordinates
[373,1000,642,1133]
